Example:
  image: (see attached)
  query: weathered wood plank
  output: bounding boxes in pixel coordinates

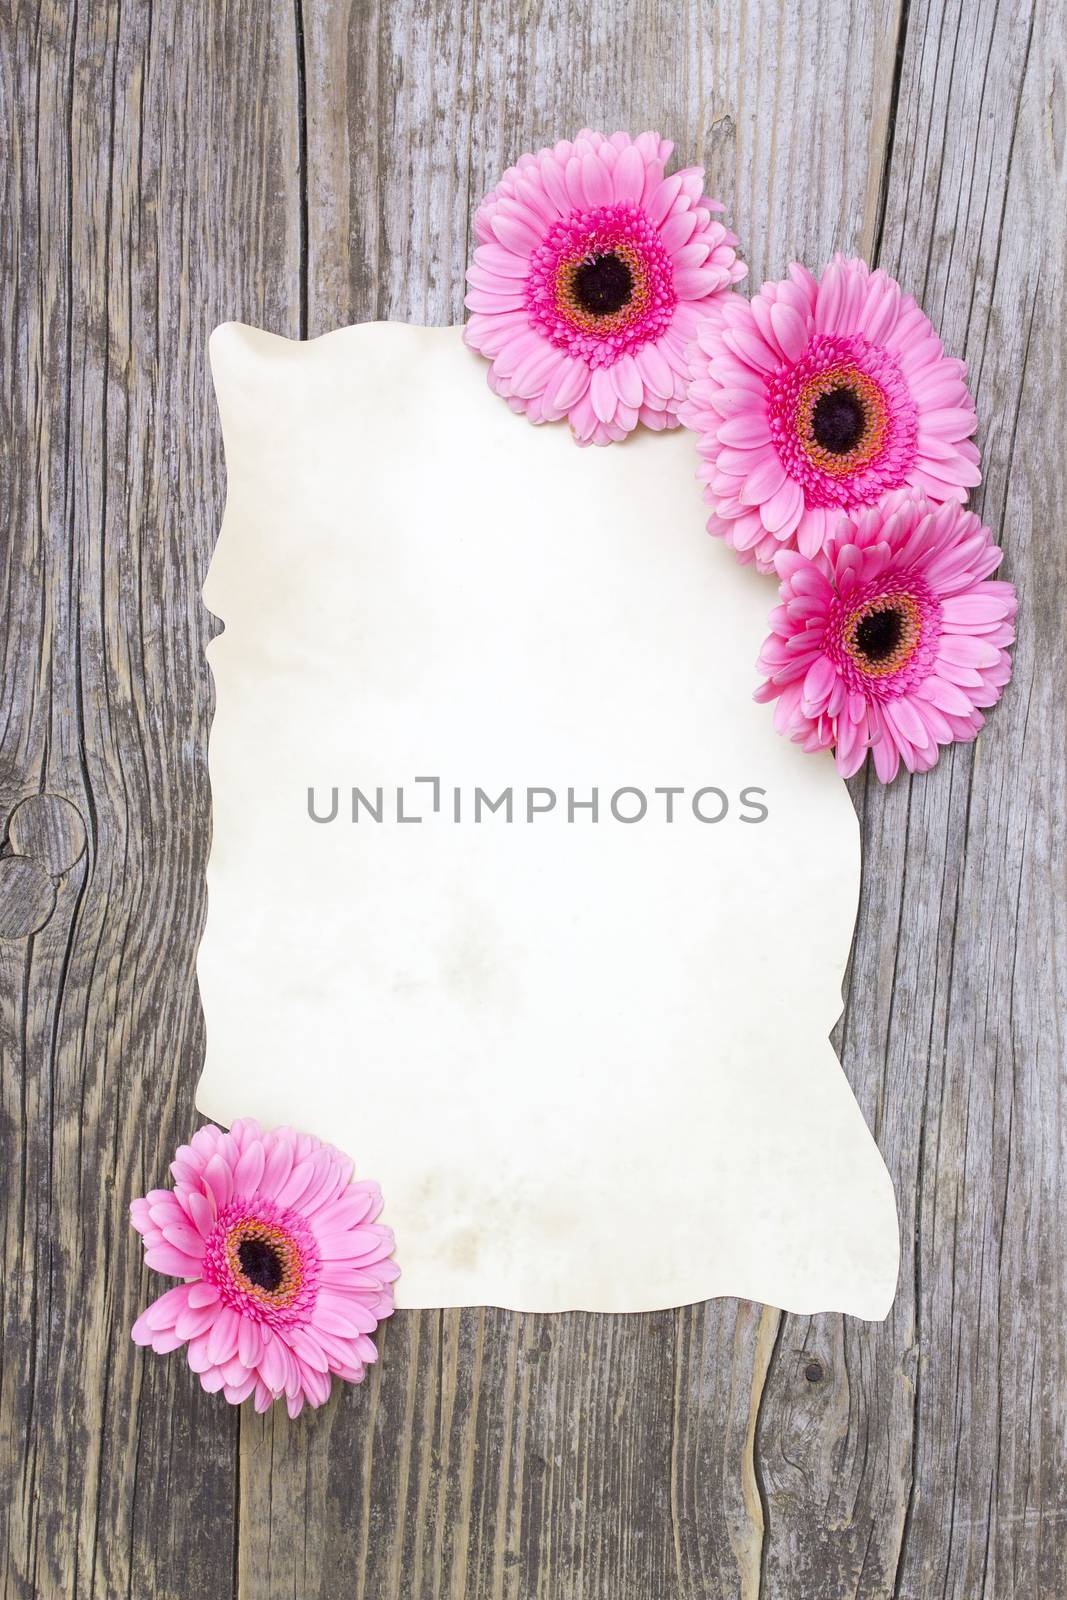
[299,0,904,333]
[0,3,302,1596]
[238,1301,780,1600]
[756,1,1067,1596]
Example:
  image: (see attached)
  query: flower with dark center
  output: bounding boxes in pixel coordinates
[464,128,746,444]
[755,490,1016,783]
[131,1118,399,1416]
[680,254,981,570]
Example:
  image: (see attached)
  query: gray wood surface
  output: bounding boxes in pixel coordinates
[2,1,1063,1596]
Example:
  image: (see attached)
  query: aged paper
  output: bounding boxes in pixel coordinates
[197,321,899,1317]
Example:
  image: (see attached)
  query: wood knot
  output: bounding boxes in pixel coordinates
[0,794,87,939]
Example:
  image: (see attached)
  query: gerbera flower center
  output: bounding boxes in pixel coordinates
[525,204,677,367]
[844,593,923,677]
[227,1219,302,1305]
[811,386,866,454]
[796,363,888,477]
[855,607,903,661]
[765,334,918,511]
[571,252,634,316]
[237,1235,284,1292]
[202,1200,321,1325]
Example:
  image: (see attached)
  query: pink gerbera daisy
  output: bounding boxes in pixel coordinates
[681,255,981,569]
[755,490,1015,782]
[464,129,745,444]
[131,1120,398,1416]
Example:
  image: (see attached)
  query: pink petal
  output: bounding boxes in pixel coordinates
[207,1306,241,1367]
[175,1300,219,1341]
[612,143,645,202]
[131,1312,157,1346]
[703,385,764,418]
[940,592,1013,624]
[613,353,644,409]
[915,446,982,489]
[202,1154,233,1209]
[510,346,565,399]
[232,1141,266,1199]
[297,1151,344,1218]
[149,1329,186,1355]
[568,393,598,441]
[920,406,977,441]
[490,329,542,379]
[312,1201,369,1240]
[465,260,526,294]
[797,508,833,559]
[302,1367,332,1409]
[316,1227,388,1262]
[860,274,901,344]
[160,1224,205,1262]
[645,173,682,225]
[141,1285,191,1331]
[563,155,586,208]
[800,654,837,715]
[672,267,724,300]
[634,342,674,399]
[739,452,788,505]
[464,287,528,314]
[467,313,533,361]
[721,326,780,375]
[489,210,541,255]
[224,1375,258,1406]
[474,242,530,279]
[835,722,870,778]
[185,1188,216,1239]
[288,1328,330,1373]
[275,1158,316,1211]
[886,696,934,749]
[186,1331,214,1374]
[312,1295,364,1338]
[760,476,804,535]
[257,1333,287,1393]
[871,730,901,783]
[238,1315,264,1368]
[590,366,619,423]
[660,210,699,253]
[917,676,978,715]
[769,302,810,362]
[537,154,572,216]
[544,357,590,414]
[938,635,1001,669]
[715,442,767,475]
[717,411,771,448]
[512,174,559,228]
[581,150,613,207]
[186,1280,221,1308]
[144,1244,204,1278]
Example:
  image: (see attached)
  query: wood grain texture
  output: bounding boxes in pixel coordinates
[1,2,300,1596]
[1,1,1063,1597]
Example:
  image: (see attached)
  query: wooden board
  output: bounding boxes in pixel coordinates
[1,1,1063,1595]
